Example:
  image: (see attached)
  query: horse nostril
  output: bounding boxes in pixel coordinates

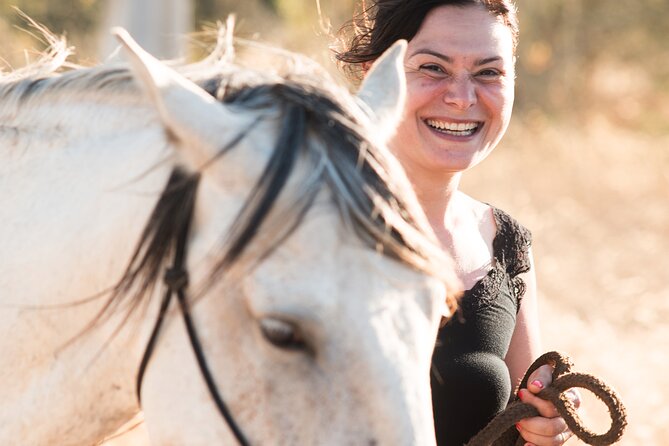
[367,440,378,446]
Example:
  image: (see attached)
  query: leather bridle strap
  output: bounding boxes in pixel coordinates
[174,282,250,446]
[135,178,251,446]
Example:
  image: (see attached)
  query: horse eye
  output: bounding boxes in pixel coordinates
[259,317,307,351]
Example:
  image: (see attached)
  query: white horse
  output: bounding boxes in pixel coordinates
[0,27,459,446]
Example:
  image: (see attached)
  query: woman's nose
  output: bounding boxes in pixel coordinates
[442,76,477,110]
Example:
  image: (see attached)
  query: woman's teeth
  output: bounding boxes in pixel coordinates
[426,119,479,136]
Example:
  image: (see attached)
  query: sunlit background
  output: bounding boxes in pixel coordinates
[1,0,667,444]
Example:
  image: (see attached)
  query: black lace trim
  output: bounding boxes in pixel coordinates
[461,207,532,312]
[492,207,532,278]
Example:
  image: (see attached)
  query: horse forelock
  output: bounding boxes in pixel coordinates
[100,73,458,330]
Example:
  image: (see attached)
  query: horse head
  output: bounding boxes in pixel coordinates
[0,26,459,445]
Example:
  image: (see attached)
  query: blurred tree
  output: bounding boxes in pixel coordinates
[0,0,103,64]
[194,0,275,32]
[0,0,666,130]
[99,0,193,59]
[515,0,669,131]
[1,0,102,40]
[259,0,278,13]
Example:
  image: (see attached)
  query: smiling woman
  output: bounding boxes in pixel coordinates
[336,1,581,446]
[387,5,516,178]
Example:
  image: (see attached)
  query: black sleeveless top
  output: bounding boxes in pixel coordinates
[431,207,532,446]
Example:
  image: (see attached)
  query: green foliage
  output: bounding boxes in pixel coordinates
[1,0,102,36]
[258,0,278,13]
[0,0,103,65]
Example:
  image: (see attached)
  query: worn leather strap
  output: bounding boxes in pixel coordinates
[466,351,627,446]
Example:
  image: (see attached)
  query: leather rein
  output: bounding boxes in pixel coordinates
[134,178,250,446]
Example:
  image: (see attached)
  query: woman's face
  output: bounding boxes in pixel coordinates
[388,5,516,178]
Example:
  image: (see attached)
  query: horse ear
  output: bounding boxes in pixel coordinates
[112,27,240,168]
[356,40,407,141]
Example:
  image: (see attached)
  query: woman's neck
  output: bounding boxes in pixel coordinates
[404,167,463,232]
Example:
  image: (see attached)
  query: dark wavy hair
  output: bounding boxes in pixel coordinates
[336,0,519,80]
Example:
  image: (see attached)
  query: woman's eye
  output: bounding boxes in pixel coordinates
[259,317,307,351]
[419,64,446,74]
[477,68,502,78]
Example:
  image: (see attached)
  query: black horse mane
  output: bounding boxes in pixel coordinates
[0,37,455,330]
[94,69,458,328]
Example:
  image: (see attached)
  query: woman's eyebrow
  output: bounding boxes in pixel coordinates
[475,56,503,66]
[410,48,453,62]
[410,49,503,66]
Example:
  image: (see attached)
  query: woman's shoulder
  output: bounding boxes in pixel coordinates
[453,192,495,231]
[455,194,531,247]
[453,196,533,309]
[489,206,532,245]
[487,205,532,277]
[454,194,533,278]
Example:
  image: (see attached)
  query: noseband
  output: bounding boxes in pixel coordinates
[135,176,250,446]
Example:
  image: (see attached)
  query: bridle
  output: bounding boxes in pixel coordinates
[135,176,251,446]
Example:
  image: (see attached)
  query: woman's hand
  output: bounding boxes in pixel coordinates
[515,364,581,446]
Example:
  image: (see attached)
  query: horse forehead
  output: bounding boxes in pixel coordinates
[245,210,438,314]
[201,110,280,190]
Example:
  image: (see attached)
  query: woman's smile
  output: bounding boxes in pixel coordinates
[424,118,483,138]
